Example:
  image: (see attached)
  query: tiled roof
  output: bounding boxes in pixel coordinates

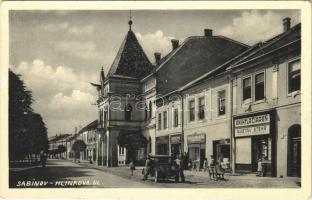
[107,30,154,79]
[48,134,72,143]
[78,120,98,134]
[156,35,249,95]
[228,23,301,70]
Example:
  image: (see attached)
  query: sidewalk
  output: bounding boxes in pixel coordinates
[73,159,301,188]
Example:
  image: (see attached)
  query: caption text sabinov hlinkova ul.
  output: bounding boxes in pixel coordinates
[16,180,101,187]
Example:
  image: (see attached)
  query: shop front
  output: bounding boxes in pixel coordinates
[156,136,169,155]
[234,111,276,177]
[170,134,182,156]
[187,133,206,169]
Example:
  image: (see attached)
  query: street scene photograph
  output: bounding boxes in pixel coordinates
[8,8,302,189]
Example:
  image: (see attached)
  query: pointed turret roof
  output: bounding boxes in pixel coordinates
[107,21,153,78]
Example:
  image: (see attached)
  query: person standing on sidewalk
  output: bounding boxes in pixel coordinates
[142,155,152,181]
[129,159,135,176]
[175,154,185,183]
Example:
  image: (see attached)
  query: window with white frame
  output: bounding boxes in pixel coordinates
[242,77,251,102]
[119,146,124,155]
[198,97,205,120]
[218,90,226,116]
[288,59,301,93]
[255,72,265,101]
[189,100,195,121]
[173,108,179,127]
[158,113,162,130]
[163,111,167,129]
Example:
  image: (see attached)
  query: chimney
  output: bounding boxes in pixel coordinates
[283,17,291,32]
[204,29,213,37]
[154,52,161,65]
[171,39,179,50]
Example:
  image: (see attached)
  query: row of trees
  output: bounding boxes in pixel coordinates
[9,70,48,161]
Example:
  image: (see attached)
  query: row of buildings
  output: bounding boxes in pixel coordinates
[49,17,301,178]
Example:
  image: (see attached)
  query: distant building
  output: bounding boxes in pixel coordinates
[48,134,72,159]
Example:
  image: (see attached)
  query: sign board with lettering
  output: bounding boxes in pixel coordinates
[170,135,182,144]
[234,113,271,138]
[187,134,206,143]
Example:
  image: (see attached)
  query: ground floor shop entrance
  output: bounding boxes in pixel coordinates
[287,124,301,177]
[234,111,276,177]
[187,134,206,170]
[156,136,169,155]
[213,139,231,170]
[170,134,182,157]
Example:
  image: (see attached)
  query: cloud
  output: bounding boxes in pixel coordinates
[219,10,301,45]
[11,59,98,136]
[55,40,102,60]
[43,22,69,32]
[136,30,174,62]
[42,22,95,36]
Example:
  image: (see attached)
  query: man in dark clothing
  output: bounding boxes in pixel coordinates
[175,154,185,182]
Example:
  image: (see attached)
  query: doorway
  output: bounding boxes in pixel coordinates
[287,125,301,177]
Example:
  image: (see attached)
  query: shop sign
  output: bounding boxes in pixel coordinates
[235,124,270,137]
[234,114,270,127]
[187,134,206,143]
[170,135,181,144]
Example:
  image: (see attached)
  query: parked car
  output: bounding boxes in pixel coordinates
[148,154,177,182]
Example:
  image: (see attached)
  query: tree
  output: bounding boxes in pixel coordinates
[26,113,49,157]
[9,70,33,160]
[117,131,147,163]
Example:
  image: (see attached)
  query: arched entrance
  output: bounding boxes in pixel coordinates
[287,124,301,177]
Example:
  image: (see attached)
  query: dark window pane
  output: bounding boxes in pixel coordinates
[288,60,301,93]
[218,90,226,115]
[189,100,195,121]
[198,97,205,119]
[158,113,162,130]
[243,77,251,101]
[255,73,265,101]
[163,111,167,129]
[174,109,179,127]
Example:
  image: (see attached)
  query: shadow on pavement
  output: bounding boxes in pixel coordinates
[9,165,93,188]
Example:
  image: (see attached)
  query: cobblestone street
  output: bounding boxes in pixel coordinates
[10,159,300,188]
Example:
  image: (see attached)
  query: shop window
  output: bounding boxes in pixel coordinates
[163,111,168,129]
[243,77,251,102]
[158,113,162,130]
[173,108,179,127]
[218,90,226,116]
[288,59,301,93]
[198,97,205,120]
[149,101,152,119]
[189,100,195,121]
[125,104,133,121]
[255,72,265,101]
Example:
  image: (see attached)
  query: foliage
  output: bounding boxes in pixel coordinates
[72,140,87,152]
[117,131,147,151]
[9,70,48,160]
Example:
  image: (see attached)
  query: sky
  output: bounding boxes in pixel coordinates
[9,10,300,137]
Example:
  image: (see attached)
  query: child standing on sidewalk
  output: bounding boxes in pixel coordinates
[129,159,135,176]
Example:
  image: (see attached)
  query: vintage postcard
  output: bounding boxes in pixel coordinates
[0,1,311,199]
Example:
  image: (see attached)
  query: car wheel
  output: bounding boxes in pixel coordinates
[154,169,158,183]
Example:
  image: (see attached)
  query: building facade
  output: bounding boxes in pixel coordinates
[228,18,301,177]
[88,17,301,178]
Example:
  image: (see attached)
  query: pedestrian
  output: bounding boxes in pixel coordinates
[188,159,192,170]
[142,155,152,180]
[210,155,216,167]
[257,158,263,177]
[129,159,135,176]
[40,150,46,167]
[175,154,185,182]
[203,158,208,172]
